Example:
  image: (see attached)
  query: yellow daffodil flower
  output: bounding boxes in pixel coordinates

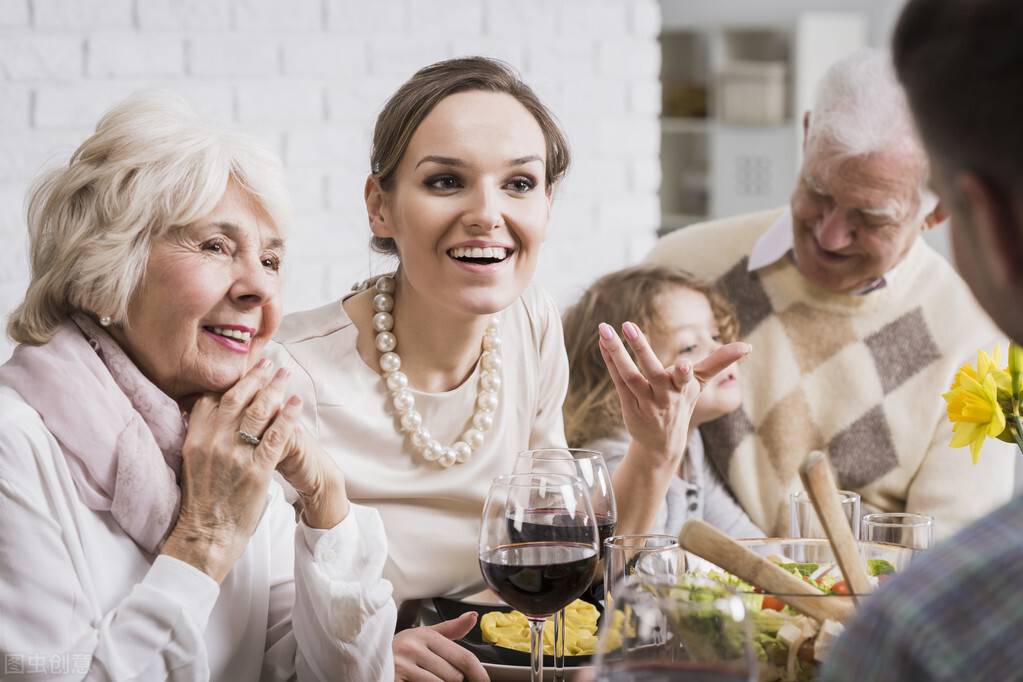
[949,348,1011,397]
[944,348,1011,464]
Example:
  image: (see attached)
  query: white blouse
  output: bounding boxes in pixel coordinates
[0,386,396,682]
[270,284,569,605]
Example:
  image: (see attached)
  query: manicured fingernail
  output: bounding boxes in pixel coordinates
[274,367,290,381]
[741,343,753,354]
[622,321,639,341]
[678,360,691,374]
[598,322,614,340]
[286,395,301,407]
[257,358,271,369]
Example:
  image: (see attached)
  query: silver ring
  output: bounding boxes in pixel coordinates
[238,430,261,446]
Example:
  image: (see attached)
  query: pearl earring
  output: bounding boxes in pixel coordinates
[99,316,112,327]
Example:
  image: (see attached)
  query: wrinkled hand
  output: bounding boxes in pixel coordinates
[393,613,489,682]
[164,359,307,581]
[277,424,349,530]
[598,321,751,466]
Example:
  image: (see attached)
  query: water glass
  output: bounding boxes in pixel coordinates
[603,535,686,609]
[861,512,933,550]
[789,489,861,539]
[594,575,757,681]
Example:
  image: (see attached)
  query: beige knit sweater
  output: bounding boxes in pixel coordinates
[647,208,1016,540]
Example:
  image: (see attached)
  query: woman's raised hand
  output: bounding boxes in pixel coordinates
[598,321,751,535]
[163,359,346,582]
[597,321,751,466]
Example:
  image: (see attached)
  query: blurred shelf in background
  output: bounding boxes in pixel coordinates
[658,5,867,236]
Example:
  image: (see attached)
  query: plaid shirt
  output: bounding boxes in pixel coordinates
[821,495,1023,681]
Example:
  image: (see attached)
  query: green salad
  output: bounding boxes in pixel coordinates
[674,558,896,682]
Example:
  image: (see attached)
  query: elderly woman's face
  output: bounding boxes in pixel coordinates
[115,182,284,400]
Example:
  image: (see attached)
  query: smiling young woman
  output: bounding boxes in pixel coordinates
[267,57,571,680]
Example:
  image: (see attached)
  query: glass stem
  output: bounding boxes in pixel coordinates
[554,608,566,681]
[528,616,546,682]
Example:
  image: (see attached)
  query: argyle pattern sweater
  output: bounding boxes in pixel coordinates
[647,208,1016,540]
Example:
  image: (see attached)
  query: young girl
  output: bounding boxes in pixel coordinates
[270,58,749,679]
[564,264,762,538]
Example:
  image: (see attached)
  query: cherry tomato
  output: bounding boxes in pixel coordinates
[831,580,850,596]
[762,596,786,611]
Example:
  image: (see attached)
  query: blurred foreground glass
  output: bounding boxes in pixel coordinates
[515,448,617,681]
[478,473,599,682]
[593,576,757,681]
[788,490,861,539]
[861,512,933,550]
[603,535,685,608]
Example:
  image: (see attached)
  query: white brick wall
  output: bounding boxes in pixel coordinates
[0,0,661,362]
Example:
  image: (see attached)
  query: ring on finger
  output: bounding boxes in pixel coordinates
[238,430,261,446]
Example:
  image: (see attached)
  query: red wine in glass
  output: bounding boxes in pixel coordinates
[479,542,598,617]
[508,508,617,557]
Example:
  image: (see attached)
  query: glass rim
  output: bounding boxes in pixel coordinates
[516,447,604,460]
[790,489,860,503]
[487,472,586,489]
[861,512,934,528]
[604,533,680,549]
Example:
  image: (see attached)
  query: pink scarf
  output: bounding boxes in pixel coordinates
[0,314,184,554]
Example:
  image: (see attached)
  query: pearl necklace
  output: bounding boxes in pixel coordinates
[372,275,503,468]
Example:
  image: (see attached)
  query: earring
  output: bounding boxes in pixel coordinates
[99,316,111,327]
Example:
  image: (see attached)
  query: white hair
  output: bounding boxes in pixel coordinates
[807,48,938,218]
[8,91,292,345]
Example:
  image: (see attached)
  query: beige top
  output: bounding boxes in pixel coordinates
[268,284,569,605]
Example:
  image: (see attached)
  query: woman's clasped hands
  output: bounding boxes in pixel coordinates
[163,358,348,583]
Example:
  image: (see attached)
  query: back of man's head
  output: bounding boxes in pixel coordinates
[894,0,1023,343]
[894,0,1023,189]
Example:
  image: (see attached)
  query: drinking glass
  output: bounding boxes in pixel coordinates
[593,575,757,681]
[514,448,618,680]
[861,512,934,550]
[789,489,861,539]
[603,535,686,609]
[479,473,600,682]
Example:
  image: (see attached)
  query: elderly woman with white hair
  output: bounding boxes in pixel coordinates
[0,93,395,680]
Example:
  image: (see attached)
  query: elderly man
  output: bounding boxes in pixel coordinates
[820,2,1023,680]
[646,48,1015,540]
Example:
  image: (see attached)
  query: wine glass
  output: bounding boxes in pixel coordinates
[514,448,618,680]
[479,473,600,682]
[593,575,757,681]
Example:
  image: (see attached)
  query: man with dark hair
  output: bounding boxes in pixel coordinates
[822,2,1023,679]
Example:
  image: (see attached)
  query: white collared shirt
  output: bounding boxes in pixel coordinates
[749,208,903,295]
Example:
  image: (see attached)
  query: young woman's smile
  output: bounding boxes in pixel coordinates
[368,90,552,317]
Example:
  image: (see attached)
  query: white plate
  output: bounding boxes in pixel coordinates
[482,662,590,681]
[458,587,506,607]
